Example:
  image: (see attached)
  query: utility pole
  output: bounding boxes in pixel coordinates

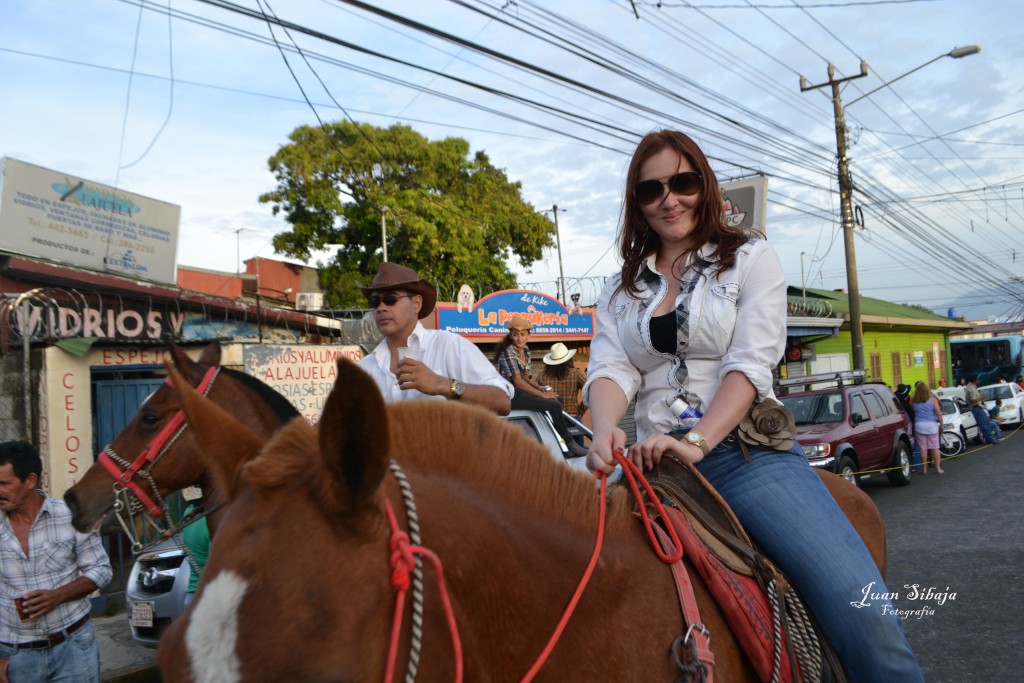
[551,204,566,303]
[380,206,390,263]
[234,227,245,277]
[801,61,868,372]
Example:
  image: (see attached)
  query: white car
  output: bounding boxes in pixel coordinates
[979,383,1024,426]
[937,396,980,455]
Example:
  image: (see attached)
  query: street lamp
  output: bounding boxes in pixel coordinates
[799,45,980,371]
[541,204,568,302]
[380,205,390,263]
[800,251,807,299]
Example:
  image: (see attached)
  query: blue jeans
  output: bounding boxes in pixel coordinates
[695,439,923,683]
[972,406,997,443]
[0,620,100,683]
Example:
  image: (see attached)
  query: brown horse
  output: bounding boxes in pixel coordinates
[159,359,761,681]
[63,342,300,539]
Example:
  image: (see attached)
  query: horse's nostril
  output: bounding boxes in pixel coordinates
[64,490,80,516]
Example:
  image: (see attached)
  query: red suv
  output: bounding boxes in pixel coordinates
[777,371,913,487]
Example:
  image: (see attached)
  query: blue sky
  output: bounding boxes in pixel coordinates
[1,0,1022,318]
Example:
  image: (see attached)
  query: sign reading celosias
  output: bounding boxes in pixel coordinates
[435,289,594,338]
[0,158,180,284]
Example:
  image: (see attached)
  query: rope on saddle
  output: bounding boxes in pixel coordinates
[389,462,425,683]
[767,581,823,683]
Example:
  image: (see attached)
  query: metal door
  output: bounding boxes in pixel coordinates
[93,378,165,452]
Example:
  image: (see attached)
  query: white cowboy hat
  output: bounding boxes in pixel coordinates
[543,343,576,365]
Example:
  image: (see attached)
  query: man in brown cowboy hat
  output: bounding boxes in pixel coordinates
[357,263,513,414]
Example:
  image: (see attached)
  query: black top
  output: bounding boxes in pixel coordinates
[650,311,676,355]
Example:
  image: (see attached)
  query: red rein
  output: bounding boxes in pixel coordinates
[383,449,683,683]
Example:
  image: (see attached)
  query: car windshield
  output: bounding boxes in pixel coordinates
[939,399,957,416]
[780,393,843,425]
[980,385,1013,401]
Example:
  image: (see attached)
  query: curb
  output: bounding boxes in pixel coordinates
[102,663,161,683]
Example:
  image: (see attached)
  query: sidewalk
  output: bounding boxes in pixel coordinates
[95,612,159,683]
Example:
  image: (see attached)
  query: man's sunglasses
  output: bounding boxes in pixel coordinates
[635,171,703,206]
[369,293,414,308]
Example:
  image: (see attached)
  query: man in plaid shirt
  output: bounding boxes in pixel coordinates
[0,441,112,683]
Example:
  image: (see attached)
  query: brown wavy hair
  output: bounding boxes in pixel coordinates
[616,130,748,298]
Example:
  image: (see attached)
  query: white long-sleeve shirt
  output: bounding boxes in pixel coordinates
[583,238,787,441]
[358,322,514,403]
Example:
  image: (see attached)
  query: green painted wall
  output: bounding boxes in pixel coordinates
[811,329,952,388]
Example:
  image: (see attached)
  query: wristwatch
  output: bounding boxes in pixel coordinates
[684,430,710,456]
[449,379,465,400]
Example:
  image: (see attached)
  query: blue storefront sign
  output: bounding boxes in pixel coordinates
[435,289,594,338]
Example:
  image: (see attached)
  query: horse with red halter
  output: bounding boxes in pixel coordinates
[63,342,300,544]
[157,359,883,682]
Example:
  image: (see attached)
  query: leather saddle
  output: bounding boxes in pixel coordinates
[642,454,846,683]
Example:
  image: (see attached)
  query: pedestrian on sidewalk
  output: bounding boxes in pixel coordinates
[0,441,112,683]
[912,382,944,475]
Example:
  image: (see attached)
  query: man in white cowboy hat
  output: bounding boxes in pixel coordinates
[539,343,588,419]
[357,262,513,414]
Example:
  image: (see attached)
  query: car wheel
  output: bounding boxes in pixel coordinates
[886,440,913,487]
[835,455,859,487]
[940,431,965,457]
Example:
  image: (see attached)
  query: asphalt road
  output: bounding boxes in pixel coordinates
[860,429,1022,682]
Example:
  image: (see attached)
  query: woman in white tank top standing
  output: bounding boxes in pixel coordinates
[912,381,944,474]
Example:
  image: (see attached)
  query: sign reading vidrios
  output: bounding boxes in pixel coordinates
[435,289,594,340]
[243,345,363,424]
[0,158,180,284]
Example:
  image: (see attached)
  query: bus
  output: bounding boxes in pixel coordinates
[951,336,1024,386]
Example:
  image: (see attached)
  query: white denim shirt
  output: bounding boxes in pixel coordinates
[358,322,514,403]
[583,238,786,442]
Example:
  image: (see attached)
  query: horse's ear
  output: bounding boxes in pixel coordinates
[164,361,261,501]
[197,341,221,367]
[167,343,220,385]
[318,359,389,509]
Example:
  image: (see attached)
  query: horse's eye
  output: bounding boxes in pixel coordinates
[140,413,160,427]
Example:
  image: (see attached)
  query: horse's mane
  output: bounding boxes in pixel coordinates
[246,399,633,529]
[221,367,300,424]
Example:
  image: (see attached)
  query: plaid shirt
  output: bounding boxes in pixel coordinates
[495,344,531,384]
[0,494,112,643]
[538,367,587,417]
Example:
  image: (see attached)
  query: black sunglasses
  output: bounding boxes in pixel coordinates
[635,171,703,206]
[369,293,414,309]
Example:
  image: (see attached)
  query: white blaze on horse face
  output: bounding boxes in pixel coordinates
[185,571,247,683]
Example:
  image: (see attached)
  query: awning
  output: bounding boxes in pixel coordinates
[786,315,842,339]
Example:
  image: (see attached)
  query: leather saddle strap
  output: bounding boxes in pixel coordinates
[648,454,767,576]
[650,519,715,683]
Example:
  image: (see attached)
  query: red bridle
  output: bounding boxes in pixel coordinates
[98,366,220,517]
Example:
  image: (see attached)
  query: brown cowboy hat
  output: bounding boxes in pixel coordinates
[360,263,437,318]
[506,315,532,331]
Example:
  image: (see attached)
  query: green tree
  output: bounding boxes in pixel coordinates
[259,121,555,307]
